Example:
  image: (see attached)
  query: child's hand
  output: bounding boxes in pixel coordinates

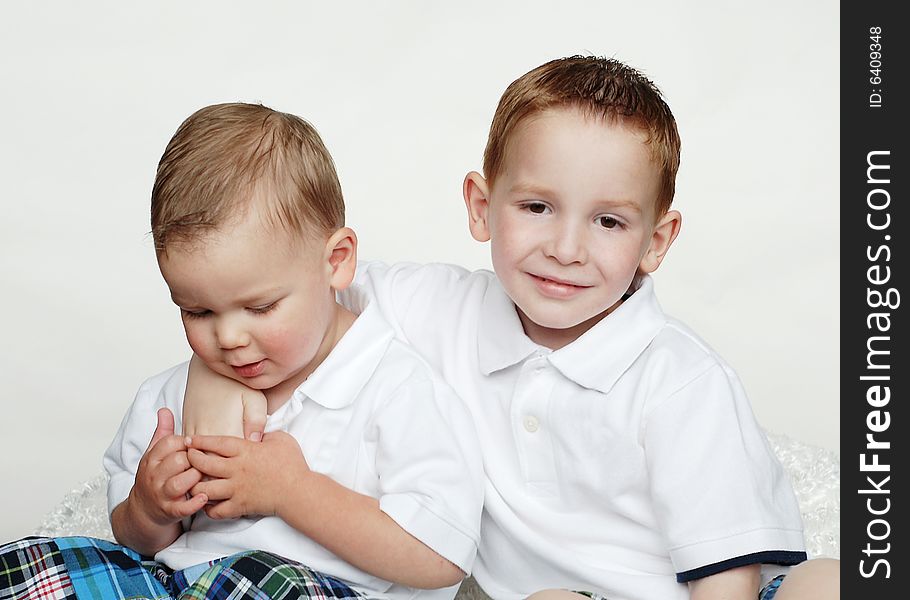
[185,431,308,519]
[131,408,208,524]
[183,355,268,442]
[111,408,207,555]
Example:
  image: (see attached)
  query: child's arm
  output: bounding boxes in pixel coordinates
[110,408,208,556]
[183,354,268,441]
[343,261,470,348]
[687,564,761,600]
[185,432,466,589]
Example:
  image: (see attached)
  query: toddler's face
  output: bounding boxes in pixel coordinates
[158,213,340,403]
[478,108,666,348]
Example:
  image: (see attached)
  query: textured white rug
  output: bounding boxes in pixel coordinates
[35,431,839,598]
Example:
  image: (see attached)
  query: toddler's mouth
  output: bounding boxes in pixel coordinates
[232,359,266,378]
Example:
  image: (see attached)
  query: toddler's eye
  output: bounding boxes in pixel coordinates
[182,309,210,320]
[249,302,278,315]
[598,216,620,229]
[525,202,548,214]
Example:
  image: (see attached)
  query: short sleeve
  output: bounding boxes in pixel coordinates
[643,360,807,578]
[368,366,484,573]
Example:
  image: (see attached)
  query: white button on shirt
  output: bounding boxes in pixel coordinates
[346,262,807,600]
[104,300,484,600]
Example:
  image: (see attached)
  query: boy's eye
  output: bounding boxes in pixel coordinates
[181,309,211,320]
[524,202,549,214]
[248,302,278,315]
[597,215,620,229]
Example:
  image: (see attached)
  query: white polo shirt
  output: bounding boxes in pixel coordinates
[104,299,484,600]
[344,262,807,600]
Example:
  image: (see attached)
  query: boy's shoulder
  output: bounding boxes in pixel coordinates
[626,314,750,424]
[603,279,740,396]
[354,260,497,300]
[650,316,724,368]
[347,261,502,344]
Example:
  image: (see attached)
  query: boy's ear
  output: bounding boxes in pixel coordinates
[463,171,492,242]
[325,226,358,291]
[639,210,681,274]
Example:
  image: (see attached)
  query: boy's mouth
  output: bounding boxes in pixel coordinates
[528,273,591,298]
[232,359,266,378]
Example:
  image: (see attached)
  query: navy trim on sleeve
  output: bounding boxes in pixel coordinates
[676,551,808,583]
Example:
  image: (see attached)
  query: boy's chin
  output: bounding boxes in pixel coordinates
[518,306,610,335]
[519,297,626,336]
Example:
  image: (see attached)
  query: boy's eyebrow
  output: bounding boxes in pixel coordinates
[508,182,555,197]
[509,182,643,213]
[594,199,642,213]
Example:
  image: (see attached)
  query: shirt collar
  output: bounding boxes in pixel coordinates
[477,275,666,394]
[477,278,548,375]
[296,295,395,409]
[548,276,666,394]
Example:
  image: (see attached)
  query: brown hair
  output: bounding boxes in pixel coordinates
[483,56,681,215]
[151,102,344,250]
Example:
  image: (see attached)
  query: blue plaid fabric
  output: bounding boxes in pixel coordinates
[0,537,366,600]
[758,574,786,600]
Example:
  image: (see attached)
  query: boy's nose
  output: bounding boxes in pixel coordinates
[215,317,250,350]
[545,223,588,265]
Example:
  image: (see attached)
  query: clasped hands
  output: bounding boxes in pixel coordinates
[132,356,302,528]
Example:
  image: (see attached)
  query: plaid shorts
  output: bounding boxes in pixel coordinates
[0,536,366,600]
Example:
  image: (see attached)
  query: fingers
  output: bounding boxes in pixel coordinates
[149,453,199,499]
[204,499,243,520]
[190,476,233,502]
[131,458,204,524]
[166,465,203,498]
[145,438,190,476]
[147,408,176,451]
[186,448,232,478]
[186,434,242,457]
[172,492,209,518]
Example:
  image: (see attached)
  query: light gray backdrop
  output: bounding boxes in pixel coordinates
[0,1,838,541]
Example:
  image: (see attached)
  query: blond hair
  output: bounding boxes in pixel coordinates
[484,56,680,215]
[151,102,343,250]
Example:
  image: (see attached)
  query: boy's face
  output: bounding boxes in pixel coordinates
[158,209,355,403]
[465,107,680,348]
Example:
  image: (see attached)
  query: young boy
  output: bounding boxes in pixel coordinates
[341,57,839,599]
[0,103,483,600]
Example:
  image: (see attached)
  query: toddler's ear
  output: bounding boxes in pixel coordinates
[639,210,681,274]
[463,171,492,242]
[326,227,358,290]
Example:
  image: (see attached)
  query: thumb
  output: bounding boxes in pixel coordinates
[241,392,268,443]
[147,407,176,450]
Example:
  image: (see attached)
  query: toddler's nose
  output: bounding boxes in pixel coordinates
[215,317,250,349]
